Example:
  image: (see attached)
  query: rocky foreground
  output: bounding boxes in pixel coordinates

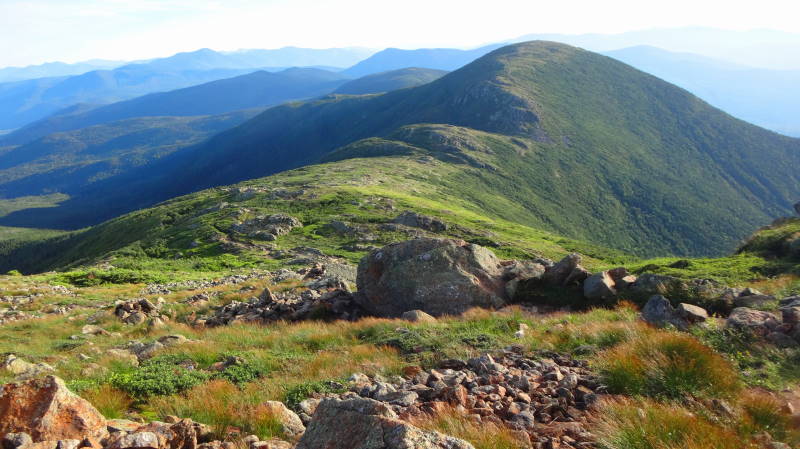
[1,231,800,449]
[1,346,605,449]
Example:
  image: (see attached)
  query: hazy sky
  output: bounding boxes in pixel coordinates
[2,0,799,67]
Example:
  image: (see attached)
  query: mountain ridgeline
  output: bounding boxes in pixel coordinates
[3,41,799,259]
[2,68,351,145]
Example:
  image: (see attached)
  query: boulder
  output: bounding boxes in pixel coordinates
[640,295,687,330]
[781,306,800,325]
[355,238,507,317]
[0,376,106,442]
[794,201,800,216]
[107,432,160,449]
[779,296,800,308]
[734,294,776,308]
[542,254,589,287]
[295,397,474,449]
[392,211,448,232]
[400,310,437,323]
[766,332,798,348]
[502,260,546,299]
[583,271,616,301]
[2,355,54,379]
[2,432,33,449]
[726,308,781,336]
[259,401,305,438]
[677,303,708,323]
[630,274,685,295]
[231,214,302,238]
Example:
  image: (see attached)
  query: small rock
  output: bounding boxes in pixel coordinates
[677,303,708,323]
[400,310,436,323]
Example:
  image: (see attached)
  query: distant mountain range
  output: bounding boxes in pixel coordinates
[0,65,448,202]
[514,27,800,70]
[0,110,260,199]
[2,68,351,145]
[343,45,502,77]
[0,59,125,83]
[334,68,447,95]
[0,47,375,131]
[604,46,800,137]
[5,41,796,258]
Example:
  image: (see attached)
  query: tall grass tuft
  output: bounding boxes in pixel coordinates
[596,331,741,399]
[738,391,800,446]
[597,398,750,449]
[81,384,133,420]
[409,405,530,449]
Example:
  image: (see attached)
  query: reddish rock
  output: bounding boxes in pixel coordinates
[0,376,106,442]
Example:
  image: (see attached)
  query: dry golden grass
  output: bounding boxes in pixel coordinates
[748,274,800,296]
[738,390,800,446]
[597,398,752,449]
[409,405,530,449]
[595,330,741,399]
[81,384,133,419]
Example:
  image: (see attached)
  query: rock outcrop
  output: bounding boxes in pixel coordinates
[541,254,589,287]
[230,214,302,240]
[391,211,448,233]
[297,349,603,448]
[0,376,106,442]
[205,266,363,326]
[295,397,475,449]
[726,307,781,336]
[642,295,689,329]
[355,238,509,317]
[114,298,166,326]
[639,295,710,330]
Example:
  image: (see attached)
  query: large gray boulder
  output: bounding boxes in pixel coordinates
[355,238,507,317]
[726,308,781,336]
[583,271,617,301]
[542,254,589,287]
[295,397,474,449]
[641,295,688,330]
[392,211,448,232]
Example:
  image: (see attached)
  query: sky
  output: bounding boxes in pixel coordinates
[2,0,800,67]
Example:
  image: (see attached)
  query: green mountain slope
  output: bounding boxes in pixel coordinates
[0,110,260,200]
[334,68,447,94]
[3,41,799,257]
[0,154,629,275]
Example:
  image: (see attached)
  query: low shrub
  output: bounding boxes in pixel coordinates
[214,362,265,385]
[283,379,347,408]
[596,331,741,399]
[109,357,209,399]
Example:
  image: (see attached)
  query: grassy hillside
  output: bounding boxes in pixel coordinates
[2,41,798,257]
[333,68,447,94]
[31,40,796,257]
[0,153,632,276]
